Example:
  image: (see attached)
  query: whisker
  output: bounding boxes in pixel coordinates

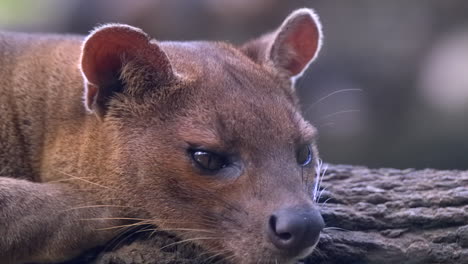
[221,253,237,264]
[80,217,150,221]
[52,170,114,190]
[256,254,263,264]
[159,236,223,251]
[317,187,328,202]
[108,225,153,251]
[148,227,159,239]
[202,215,224,227]
[201,249,230,263]
[305,88,363,114]
[317,122,335,129]
[313,159,327,202]
[103,224,144,251]
[82,217,209,228]
[61,204,133,212]
[94,221,153,231]
[47,176,94,184]
[319,109,360,121]
[319,197,332,208]
[140,227,216,234]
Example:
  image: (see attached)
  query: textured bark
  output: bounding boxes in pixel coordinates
[64,165,468,264]
[306,165,468,264]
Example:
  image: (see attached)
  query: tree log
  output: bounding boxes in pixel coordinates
[63,165,468,264]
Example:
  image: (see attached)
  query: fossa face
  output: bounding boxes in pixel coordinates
[79,8,324,264]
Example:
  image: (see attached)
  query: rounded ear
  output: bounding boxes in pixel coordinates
[241,8,323,79]
[80,24,174,117]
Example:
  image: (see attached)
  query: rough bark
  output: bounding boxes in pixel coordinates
[63,165,468,264]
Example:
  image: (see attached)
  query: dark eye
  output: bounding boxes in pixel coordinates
[191,150,229,172]
[296,145,312,166]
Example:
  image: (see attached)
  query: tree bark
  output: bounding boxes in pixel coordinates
[63,165,468,264]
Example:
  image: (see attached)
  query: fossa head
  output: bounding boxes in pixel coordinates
[80,8,324,263]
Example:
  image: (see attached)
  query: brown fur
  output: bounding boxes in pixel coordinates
[0,9,323,264]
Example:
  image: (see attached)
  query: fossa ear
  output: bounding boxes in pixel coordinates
[80,24,174,117]
[242,8,323,80]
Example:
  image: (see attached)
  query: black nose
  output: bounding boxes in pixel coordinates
[267,206,324,253]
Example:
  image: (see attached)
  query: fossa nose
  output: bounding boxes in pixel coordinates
[267,206,324,255]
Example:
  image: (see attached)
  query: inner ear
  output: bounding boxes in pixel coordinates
[241,8,323,79]
[80,24,174,117]
[271,10,322,76]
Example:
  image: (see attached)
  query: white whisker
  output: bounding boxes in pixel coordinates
[313,159,328,202]
[319,109,360,121]
[305,88,363,114]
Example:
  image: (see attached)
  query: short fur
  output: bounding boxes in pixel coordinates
[0,8,323,264]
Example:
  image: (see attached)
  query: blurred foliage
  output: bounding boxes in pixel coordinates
[0,0,37,25]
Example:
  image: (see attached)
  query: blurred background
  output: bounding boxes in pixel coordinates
[1,0,467,170]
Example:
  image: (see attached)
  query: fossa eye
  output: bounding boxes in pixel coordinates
[296,145,312,166]
[190,150,229,172]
